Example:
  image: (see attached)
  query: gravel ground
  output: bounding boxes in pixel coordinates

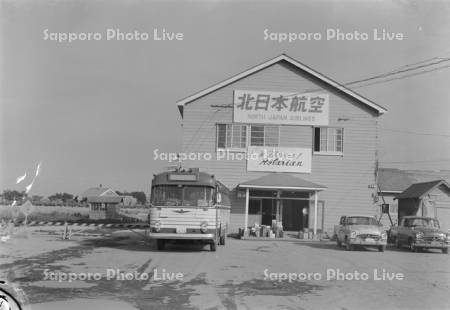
[0,227,449,310]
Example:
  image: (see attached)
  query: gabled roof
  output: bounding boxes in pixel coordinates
[395,180,450,199]
[177,53,387,116]
[378,168,418,193]
[239,173,327,191]
[378,168,450,194]
[81,187,118,198]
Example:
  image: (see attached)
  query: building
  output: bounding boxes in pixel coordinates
[81,185,118,199]
[81,185,122,220]
[87,196,122,220]
[395,180,450,231]
[122,195,138,207]
[376,168,450,225]
[176,54,387,235]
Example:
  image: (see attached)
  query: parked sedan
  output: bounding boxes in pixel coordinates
[389,216,449,254]
[334,215,387,251]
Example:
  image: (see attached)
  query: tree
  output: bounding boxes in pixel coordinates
[2,190,26,201]
[129,192,146,205]
[48,192,74,203]
[116,191,147,205]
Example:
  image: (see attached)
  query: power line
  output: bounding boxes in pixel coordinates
[349,64,450,89]
[298,55,450,94]
[346,58,450,86]
[379,159,450,164]
[380,128,450,138]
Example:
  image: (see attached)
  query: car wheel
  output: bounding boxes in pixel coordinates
[442,248,448,254]
[378,245,386,252]
[157,239,165,251]
[210,242,217,252]
[408,239,418,252]
[345,239,353,251]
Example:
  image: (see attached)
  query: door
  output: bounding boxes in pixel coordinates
[261,199,275,226]
[281,200,304,231]
[248,199,262,226]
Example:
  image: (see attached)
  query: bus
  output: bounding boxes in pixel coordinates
[148,168,231,251]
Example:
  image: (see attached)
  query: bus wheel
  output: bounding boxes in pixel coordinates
[219,235,226,246]
[210,242,217,252]
[157,239,165,251]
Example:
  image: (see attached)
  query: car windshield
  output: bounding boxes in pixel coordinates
[152,185,214,207]
[406,218,440,228]
[347,217,378,225]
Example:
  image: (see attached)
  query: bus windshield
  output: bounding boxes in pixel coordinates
[152,185,214,207]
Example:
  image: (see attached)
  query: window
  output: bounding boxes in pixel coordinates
[405,218,440,228]
[346,217,378,225]
[249,200,262,214]
[250,126,279,147]
[217,124,280,150]
[217,124,247,149]
[314,127,343,154]
[152,185,214,207]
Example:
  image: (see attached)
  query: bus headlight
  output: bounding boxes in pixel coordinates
[381,232,387,240]
[154,221,161,232]
[200,221,208,233]
[350,231,357,239]
[415,232,424,240]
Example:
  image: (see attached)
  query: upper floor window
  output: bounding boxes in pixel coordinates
[217,124,247,150]
[314,127,343,154]
[250,125,279,147]
[217,124,280,150]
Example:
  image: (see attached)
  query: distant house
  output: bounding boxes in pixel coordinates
[88,196,122,220]
[81,185,122,220]
[395,180,450,231]
[377,168,450,226]
[81,185,119,199]
[122,195,138,207]
[39,197,51,205]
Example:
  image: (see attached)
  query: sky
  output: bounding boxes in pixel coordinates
[1,0,450,196]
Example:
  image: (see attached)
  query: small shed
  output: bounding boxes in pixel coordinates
[395,180,450,231]
[88,196,123,220]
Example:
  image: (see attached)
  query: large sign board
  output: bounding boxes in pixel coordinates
[247,146,312,173]
[233,90,329,126]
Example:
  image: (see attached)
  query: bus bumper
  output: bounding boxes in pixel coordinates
[148,232,215,240]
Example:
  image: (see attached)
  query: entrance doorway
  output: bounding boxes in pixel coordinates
[261,199,276,226]
[282,200,308,231]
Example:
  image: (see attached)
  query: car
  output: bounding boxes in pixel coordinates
[389,216,449,254]
[334,215,387,251]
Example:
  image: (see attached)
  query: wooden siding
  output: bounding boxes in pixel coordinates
[180,61,380,234]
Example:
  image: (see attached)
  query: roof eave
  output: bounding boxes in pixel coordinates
[176,54,388,115]
[238,184,327,191]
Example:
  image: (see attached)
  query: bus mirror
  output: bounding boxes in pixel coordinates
[217,193,222,204]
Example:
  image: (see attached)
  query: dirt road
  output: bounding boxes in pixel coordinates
[1,228,449,309]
